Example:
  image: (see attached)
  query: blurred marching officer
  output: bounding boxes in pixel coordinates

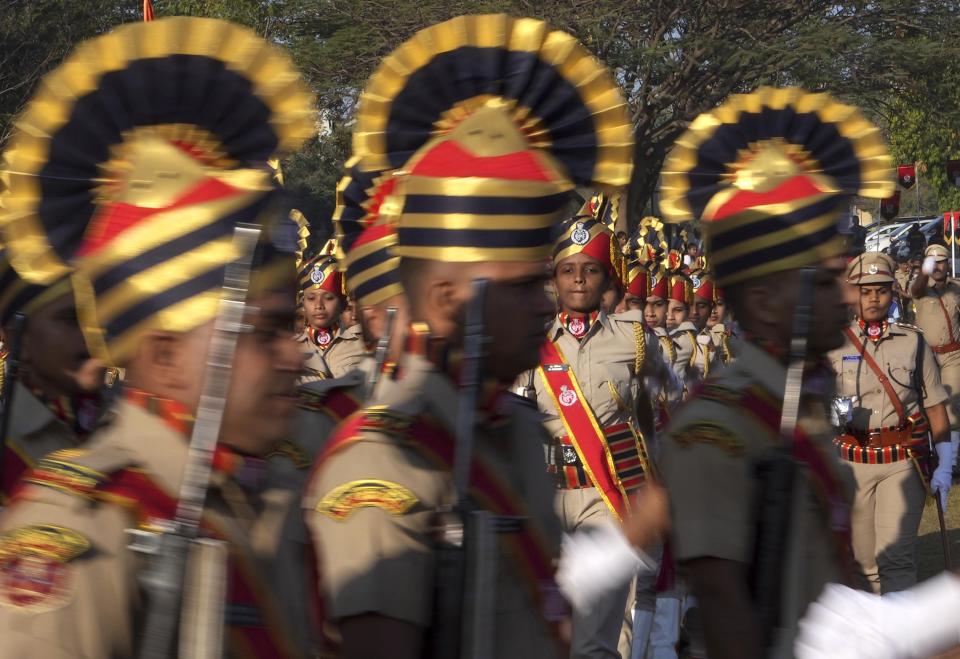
[0,17,317,657]
[656,86,895,658]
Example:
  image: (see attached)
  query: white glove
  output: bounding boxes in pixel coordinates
[922,255,938,275]
[556,521,657,612]
[932,441,954,510]
[796,574,960,659]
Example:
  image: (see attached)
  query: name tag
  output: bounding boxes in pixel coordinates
[842,355,861,362]
[544,364,569,372]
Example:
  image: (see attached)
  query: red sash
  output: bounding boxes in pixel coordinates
[298,385,361,422]
[320,410,567,648]
[538,339,628,520]
[18,460,299,658]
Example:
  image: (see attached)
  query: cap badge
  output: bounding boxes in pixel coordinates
[868,264,879,275]
[571,223,591,246]
[310,266,325,285]
[558,385,578,407]
[691,275,701,289]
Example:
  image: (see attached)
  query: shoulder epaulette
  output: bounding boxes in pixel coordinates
[358,407,414,437]
[893,321,923,334]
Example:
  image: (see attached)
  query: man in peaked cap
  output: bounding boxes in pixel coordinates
[828,251,949,595]
[0,254,106,501]
[656,87,895,657]
[912,242,960,473]
[305,14,671,659]
[0,17,318,657]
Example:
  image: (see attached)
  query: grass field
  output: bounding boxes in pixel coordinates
[916,487,960,580]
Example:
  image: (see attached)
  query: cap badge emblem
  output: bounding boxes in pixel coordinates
[868,264,879,275]
[691,275,701,288]
[310,266,325,285]
[571,223,591,246]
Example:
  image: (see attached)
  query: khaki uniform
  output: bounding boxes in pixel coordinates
[894,269,915,321]
[661,340,852,656]
[0,398,308,659]
[708,324,736,365]
[264,363,371,655]
[913,278,960,427]
[304,353,563,657]
[518,310,664,658]
[1,383,87,499]
[827,320,947,593]
[296,323,366,384]
[669,321,708,388]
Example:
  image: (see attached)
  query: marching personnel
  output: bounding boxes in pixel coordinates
[656,87,895,657]
[0,253,105,500]
[911,243,960,469]
[706,285,736,365]
[519,213,666,658]
[0,17,317,657]
[295,241,365,383]
[893,251,916,323]
[304,14,645,659]
[827,251,951,594]
[666,273,709,386]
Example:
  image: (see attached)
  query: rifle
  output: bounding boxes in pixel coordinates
[750,267,814,655]
[364,306,397,400]
[131,223,262,659]
[0,312,26,498]
[431,279,496,659]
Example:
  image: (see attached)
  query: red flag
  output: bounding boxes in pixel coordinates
[945,212,960,245]
[880,191,900,220]
[897,164,916,189]
[143,0,154,21]
[948,161,960,188]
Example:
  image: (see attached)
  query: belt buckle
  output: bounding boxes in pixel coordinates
[562,446,578,465]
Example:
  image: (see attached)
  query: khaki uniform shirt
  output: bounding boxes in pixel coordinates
[519,310,666,440]
[661,341,852,655]
[0,400,307,659]
[895,270,914,298]
[669,321,708,388]
[708,324,736,365]
[913,278,960,349]
[1,384,84,499]
[296,324,366,384]
[304,354,562,656]
[827,320,946,431]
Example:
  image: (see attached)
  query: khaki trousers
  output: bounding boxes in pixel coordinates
[849,459,926,594]
[556,487,631,659]
[937,351,960,429]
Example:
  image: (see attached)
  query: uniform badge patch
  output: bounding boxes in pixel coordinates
[0,525,89,612]
[558,385,578,407]
[671,422,744,456]
[317,480,418,521]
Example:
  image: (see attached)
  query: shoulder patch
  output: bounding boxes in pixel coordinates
[359,408,414,437]
[671,422,745,456]
[0,525,89,612]
[316,479,418,521]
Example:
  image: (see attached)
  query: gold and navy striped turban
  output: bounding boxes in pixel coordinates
[659,87,894,286]
[0,17,315,364]
[351,14,634,263]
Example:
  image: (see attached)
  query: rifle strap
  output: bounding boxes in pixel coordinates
[842,326,906,426]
